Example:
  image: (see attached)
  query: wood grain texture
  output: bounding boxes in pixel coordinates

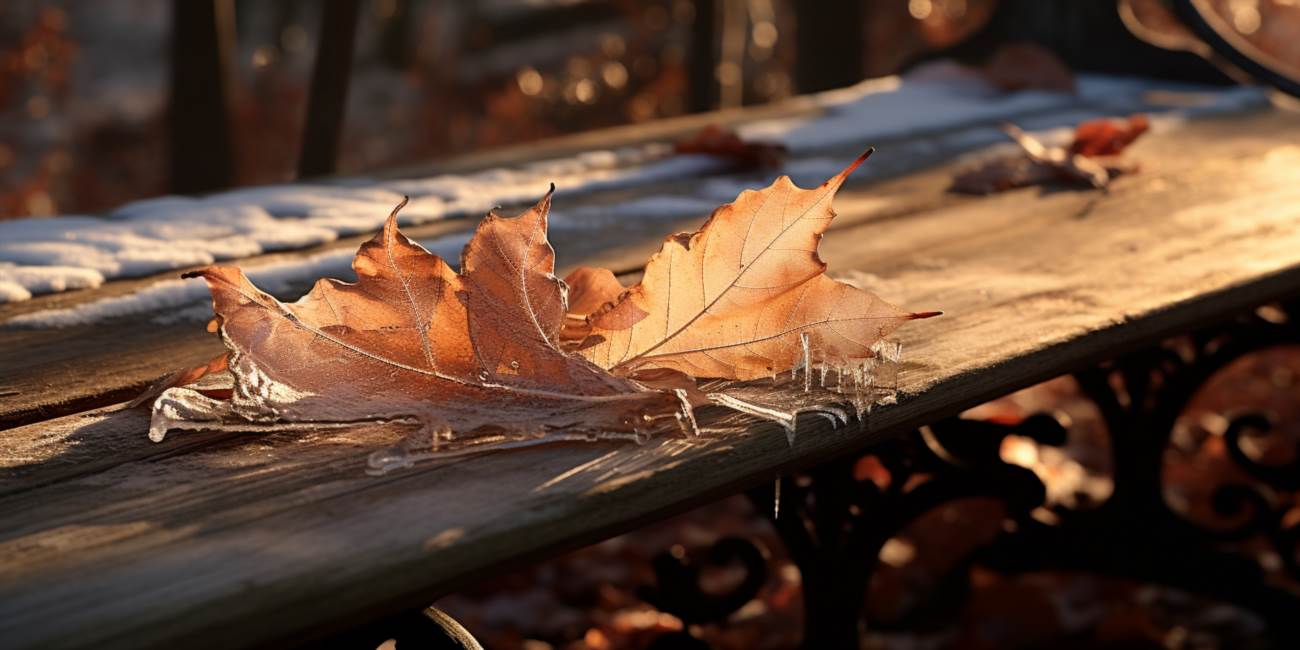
[3,110,1300,648]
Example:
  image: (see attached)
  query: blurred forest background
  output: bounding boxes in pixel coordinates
[1,0,1037,220]
[5,0,1299,220]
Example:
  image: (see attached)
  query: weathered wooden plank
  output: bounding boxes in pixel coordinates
[3,111,1300,648]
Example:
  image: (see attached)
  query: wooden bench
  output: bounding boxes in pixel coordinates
[4,94,1300,648]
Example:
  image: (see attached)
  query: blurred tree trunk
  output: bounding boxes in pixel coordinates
[689,0,719,112]
[298,0,361,179]
[794,0,866,93]
[169,0,236,194]
[380,0,414,70]
[271,0,301,56]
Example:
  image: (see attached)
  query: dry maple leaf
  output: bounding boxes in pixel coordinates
[148,194,695,455]
[147,153,939,460]
[571,149,939,381]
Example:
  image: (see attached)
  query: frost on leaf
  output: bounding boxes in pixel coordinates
[128,352,229,407]
[149,194,696,472]
[570,149,938,381]
[704,337,906,446]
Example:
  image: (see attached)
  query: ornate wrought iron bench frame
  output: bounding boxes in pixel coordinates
[636,298,1300,650]
[340,299,1300,650]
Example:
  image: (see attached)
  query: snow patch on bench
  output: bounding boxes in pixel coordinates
[4,234,472,329]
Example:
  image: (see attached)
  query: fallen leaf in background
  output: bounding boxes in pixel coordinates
[1003,123,1112,189]
[949,155,1060,195]
[148,194,696,461]
[673,125,787,170]
[574,150,939,380]
[951,117,1147,195]
[1070,114,1150,157]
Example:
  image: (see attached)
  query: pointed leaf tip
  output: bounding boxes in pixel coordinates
[831,148,876,185]
[389,195,410,220]
[910,310,943,319]
[181,266,220,280]
[382,197,411,236]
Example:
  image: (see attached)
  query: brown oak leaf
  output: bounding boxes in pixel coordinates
[572,150,939,380]
[148,194,693,453]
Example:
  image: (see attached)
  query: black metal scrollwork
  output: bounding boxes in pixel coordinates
[639,536,770,650]
[641,300,1300,649]
[977,307,1300,648]
[744,414,1068,650]
[331,303,1300,649]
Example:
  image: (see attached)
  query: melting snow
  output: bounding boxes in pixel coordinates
[5,234,472,328]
